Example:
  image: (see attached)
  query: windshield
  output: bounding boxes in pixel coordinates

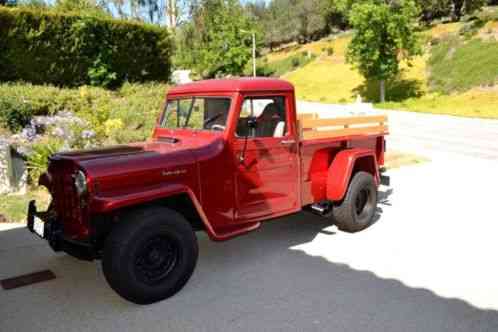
[160,97,231,131]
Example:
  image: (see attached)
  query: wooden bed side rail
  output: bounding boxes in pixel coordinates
[297,113,388,140]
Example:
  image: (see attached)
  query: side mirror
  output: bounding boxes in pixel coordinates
[240,117,257,164]
[247,117,258,129]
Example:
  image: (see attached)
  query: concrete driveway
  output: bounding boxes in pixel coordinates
[2,109,498,331]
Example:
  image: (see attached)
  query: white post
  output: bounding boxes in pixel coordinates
[252,32,256,77]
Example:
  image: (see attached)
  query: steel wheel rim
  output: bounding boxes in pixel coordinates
[134,235,180,285]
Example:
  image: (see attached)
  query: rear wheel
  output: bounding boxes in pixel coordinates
[102,207,198,304]
[333,171,378,233]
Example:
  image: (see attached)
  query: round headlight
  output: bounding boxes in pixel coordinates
[74,170,88,196]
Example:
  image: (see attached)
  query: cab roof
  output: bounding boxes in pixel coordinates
[168,78,294,95]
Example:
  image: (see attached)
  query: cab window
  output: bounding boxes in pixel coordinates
[236,96,287,138]
[161,97,231,131]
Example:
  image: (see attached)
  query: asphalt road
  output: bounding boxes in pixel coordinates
[2,108,498,331]
[386,110,498,160]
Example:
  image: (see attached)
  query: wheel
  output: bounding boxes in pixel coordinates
[333,171,378,233]
[102,207,198,304]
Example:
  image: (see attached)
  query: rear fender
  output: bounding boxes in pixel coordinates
[326,148,379,202]
[91,184,220,241]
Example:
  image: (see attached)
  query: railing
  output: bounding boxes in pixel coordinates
[298,113,388,140]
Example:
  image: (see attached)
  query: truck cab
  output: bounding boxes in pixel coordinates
[28,78,388,304]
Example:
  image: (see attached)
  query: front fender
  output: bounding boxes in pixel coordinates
[326,148,379,201]
[91,184,221,241]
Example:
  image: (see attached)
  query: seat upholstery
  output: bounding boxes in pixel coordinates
[256,103,282,137]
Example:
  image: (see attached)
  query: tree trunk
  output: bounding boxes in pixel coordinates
[167,0,177,29]
[379,80,386,103]
[452,0,464,21]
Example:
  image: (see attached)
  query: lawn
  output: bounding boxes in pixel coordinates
[0,189,50,223]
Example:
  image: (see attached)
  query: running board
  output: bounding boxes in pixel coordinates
[310,201,332,216]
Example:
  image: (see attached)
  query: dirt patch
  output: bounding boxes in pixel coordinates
[385,151,430,169]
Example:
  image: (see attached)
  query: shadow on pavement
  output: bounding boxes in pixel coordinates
[1,200,497,332]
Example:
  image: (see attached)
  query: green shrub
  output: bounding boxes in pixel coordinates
[26,138,63,183]
[0,83,95,131]
[291,57,301,68]
[0,82,169,143]
[0,7,172,87]
[459,19,486,38]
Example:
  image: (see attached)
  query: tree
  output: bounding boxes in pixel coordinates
[450,0,486,21]
[346,0,421,102]
[55,0,109,16]
[174,0,258,78]
[295,0,327,43]
[416,0,452,22]
[415,0,486,22]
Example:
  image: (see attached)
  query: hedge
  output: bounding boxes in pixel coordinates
[0,7,172,87]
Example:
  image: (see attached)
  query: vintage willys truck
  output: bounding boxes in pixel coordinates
[28,78,389,304]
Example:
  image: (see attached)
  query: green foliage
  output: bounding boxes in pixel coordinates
[459,17,487,38]
[53,0,108,17]
[174,0,258,78]
[247,0,333,48]
[0,189,50,223]
[26,139,63,183]
[0,7,172,87]
[416,0,486,21]
[87,54,118,88]
[0,84,83,131]
[323,46,334,56]
[346,0,422,101]
[246,52,316,77]
[428,36,498,93]
[0,82,169,144]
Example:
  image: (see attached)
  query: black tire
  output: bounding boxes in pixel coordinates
[102,206,198,305]
[333,171,378,233]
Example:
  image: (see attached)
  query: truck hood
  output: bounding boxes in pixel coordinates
[52,135,224,196]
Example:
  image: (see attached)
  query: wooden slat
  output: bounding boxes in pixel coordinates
[297,113,317,120]
[302,125,388,140]
[301,115,387,129]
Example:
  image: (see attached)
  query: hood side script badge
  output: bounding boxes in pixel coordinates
[161,169,187,177]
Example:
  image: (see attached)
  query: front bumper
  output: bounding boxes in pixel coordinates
[27,200,97,261]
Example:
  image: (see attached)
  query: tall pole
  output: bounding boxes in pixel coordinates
[252,32,256,77]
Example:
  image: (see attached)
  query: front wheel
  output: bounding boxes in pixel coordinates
[102,207,198,304]
[333,171,378,233]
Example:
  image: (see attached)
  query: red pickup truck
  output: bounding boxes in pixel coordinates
[28,78,389,304]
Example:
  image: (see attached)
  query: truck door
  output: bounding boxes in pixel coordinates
[232,94,300,222]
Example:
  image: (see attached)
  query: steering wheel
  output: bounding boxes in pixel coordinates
[211,124,226,131]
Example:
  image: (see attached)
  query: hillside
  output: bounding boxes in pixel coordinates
[262,8,498,119]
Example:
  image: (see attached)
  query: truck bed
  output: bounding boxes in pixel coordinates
[298,113,388,140]
[297,110,388,207]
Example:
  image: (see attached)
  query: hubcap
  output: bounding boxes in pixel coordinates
[135,235,179,285]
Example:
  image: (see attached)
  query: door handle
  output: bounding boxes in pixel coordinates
[280,139,296,145]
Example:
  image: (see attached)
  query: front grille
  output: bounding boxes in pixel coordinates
[48,159,89,239]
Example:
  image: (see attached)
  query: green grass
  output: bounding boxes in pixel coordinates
[0,189,50,223]
[379,88,498,119]
[428,37,498,93]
